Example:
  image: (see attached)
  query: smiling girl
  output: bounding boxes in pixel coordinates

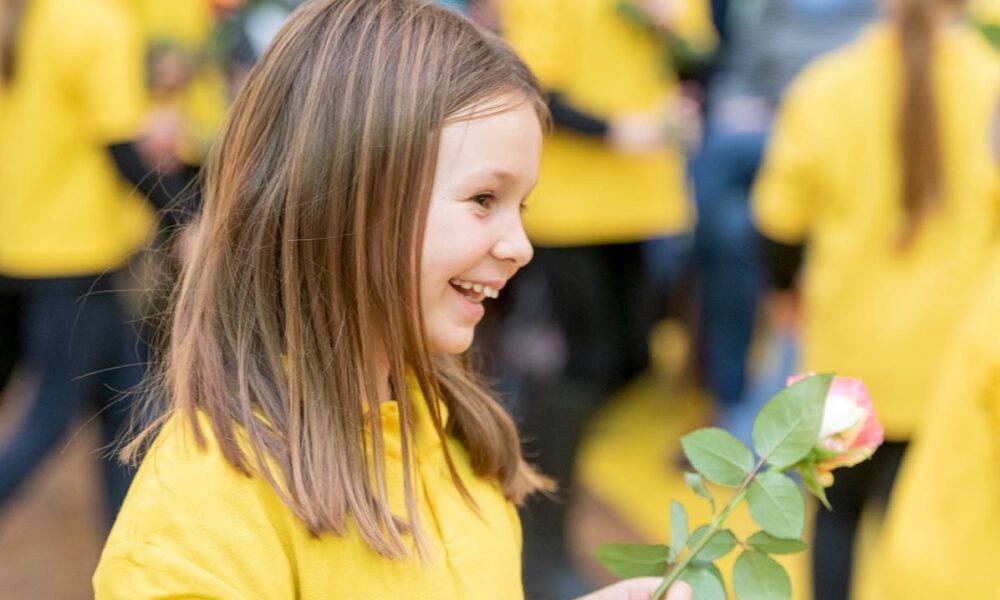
[91,1,689,599]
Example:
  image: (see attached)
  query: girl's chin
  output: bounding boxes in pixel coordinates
[426,328,476,355]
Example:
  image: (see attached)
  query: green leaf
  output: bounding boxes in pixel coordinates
[688,526,737,563]
[805,446,842,463]
[684,471,717,514]
[746,531,808,555]
[733,549,792,600]
[681,428,756,486]
[594,544,672,579]
[747,471,805,539]
[678,563,727,600]
[670,501,689,560]
[798,464,832,510]
[752,373,832,469]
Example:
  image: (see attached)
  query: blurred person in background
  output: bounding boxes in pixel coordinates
[752,0,1000,597]
[0,0,188,524]
[691,0,877,443]
[866,254,1000,598]
[500,1,713,597]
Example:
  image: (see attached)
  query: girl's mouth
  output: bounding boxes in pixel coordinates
[449,278,499,301]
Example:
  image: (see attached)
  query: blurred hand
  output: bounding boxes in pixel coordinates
[666,92,702,152]
[138,108,185,174]
[608,91,702,155]
[765,290,802,334]
[576,578,692,600]
[641,0,682,31]
[608,109,670,155]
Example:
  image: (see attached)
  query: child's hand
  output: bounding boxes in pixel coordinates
[640,0,682,31]
[576,578,692,600]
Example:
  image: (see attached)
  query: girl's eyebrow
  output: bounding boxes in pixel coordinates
[464,168,516,184]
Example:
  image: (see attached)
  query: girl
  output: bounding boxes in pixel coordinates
[752,0,1000,598]
[93,1,690,598]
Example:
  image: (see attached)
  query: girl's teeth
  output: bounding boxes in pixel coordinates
[450,279,500,299]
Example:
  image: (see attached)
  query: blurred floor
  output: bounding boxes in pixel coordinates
[0,375,103,600]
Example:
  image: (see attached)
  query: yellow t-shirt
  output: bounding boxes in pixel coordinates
[865,251,1000,599]
[0,0,153,278]
[93,392,524,599]
[502,0,695,246]
[753,23,1000,440]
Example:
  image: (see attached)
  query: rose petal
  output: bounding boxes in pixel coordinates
[819,393,866,439]
[850,410,884,452]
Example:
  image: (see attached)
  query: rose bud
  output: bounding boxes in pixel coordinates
[789,374,884,487]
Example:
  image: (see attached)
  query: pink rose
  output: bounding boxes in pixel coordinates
[789,374,884,487]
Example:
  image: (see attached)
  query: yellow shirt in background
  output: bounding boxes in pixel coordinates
[753,23,1000,440]
[93,391,524,599]
[866,251,1000,599]
[502,0,697,246]
[0,0,152,277]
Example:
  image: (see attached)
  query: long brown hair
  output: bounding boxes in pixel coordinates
[0,0,27,86]
[895,0,965,245]
[125,0,551,559]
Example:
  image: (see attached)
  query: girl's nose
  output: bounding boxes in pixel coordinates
[492,217,533,268]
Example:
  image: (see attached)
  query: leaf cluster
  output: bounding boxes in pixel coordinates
[595,374,834,600]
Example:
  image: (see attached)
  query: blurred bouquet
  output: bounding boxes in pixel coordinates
[595,374,884,600]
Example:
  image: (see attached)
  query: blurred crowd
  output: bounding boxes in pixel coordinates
[2,0,1000,599]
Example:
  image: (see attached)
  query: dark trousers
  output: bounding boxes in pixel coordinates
[0,274,142,524]
[0,277,21,398]
[812,440,908,600]
[691,126,767,408]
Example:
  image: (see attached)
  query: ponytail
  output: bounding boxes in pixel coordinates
[896,0,947,246]
[0,0,27,86]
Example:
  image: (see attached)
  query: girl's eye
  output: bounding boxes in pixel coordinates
[472,193,495,209]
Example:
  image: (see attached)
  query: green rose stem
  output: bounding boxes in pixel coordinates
[650,457,768,600]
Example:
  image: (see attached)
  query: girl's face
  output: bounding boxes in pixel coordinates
[420,97,542,354]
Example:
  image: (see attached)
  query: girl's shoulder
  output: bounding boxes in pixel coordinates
[105,411,295,551]
[95,412,301,598]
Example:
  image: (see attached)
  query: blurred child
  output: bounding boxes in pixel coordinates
[91,1,691,598]
[0,0,185,523]
[752,0,1000,597]
[868,253,1000,598]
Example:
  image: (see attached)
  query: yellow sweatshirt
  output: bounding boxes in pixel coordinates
[93,390,524,599]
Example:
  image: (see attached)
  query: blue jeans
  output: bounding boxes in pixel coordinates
[0,274,142,525]
[692,126,768,408]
